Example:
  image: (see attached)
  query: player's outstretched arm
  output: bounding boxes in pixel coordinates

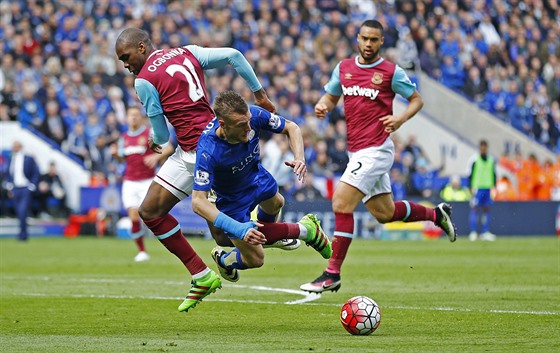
[189,46,275,112]
[281,120,306,182]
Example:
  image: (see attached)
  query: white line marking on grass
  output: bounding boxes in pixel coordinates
[5,276,558,315]
[14,292,559,316]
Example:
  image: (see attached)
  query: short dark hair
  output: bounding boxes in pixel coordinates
[213,91,248,123]
[116,28,152,48]
[361,20,384,35]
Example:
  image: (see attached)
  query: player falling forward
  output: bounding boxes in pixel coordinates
[115,28,276,312]
[300,20,457,294]
[191,91,332,282]
[111,106,173,262]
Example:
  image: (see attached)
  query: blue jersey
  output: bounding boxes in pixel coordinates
[194,105,286,195]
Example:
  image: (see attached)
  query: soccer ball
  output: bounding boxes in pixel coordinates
[340,296,381,335]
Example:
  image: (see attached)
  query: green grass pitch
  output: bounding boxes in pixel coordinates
[1,236,558,352]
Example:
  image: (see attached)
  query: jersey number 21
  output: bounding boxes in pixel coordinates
[166,58,204,102]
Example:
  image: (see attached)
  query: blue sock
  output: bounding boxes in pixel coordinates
[469,209,478,233]
[222,248,248,270]
[481,212,490,233]
[257,206,278,222]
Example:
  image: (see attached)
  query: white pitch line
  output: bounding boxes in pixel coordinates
[3,276,559,315]
[14,292,559,315]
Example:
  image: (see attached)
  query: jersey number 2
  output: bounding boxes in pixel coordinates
[166,58,204,102]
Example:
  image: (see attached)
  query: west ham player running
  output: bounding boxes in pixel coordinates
[300,20,457,294]
[115,28,276,312]
[191,91,332,282]
[111,106,173,262]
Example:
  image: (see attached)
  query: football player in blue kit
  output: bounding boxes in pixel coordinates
[191,90,332,282]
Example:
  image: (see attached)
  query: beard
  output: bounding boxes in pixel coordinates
[359,47,379,63]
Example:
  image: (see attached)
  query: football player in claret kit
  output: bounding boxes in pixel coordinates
[299,20,458,294]
[111,106,173,263]
[115,27,277,312]
[191,90,332,283]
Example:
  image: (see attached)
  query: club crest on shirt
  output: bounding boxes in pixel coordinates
[248,130,255,140]
[371,73,383,85]
[194,170,210,186]
[138,136,147,146]
[268,114,281,129]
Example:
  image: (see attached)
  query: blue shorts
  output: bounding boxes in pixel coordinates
[216,168,278,224]
[472,189,492,208]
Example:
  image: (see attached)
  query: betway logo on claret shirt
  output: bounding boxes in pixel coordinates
[341,85,380,100]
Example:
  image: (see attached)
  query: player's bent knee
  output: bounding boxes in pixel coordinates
[138,204,166,221]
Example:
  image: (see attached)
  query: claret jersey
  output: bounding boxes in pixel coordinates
[117,124,156,181]
[324,57,416,152]
[135,46,213,151]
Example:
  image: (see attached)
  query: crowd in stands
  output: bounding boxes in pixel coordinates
[1,0,559,217]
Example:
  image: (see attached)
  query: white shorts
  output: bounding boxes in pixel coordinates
[154,147,196,201]
[339,137,394,203]
[122,178,152,210]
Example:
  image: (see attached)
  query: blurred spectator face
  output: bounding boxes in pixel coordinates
[450,175,461,189]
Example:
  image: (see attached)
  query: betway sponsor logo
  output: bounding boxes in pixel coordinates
[124,145,147,155]
[341,85,379,100]
[147,48,186,72]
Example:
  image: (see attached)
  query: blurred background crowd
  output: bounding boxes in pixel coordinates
[1,0,559,218]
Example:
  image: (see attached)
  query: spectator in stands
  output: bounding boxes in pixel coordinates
[84,113,104,147]
[107,86,126,125]
[545,64,560,104]
[37,161,67,218]
[477,13,501,47]
[532,106,556,149]
[493,176,518,201]
[481,80,508,119]
[535,159,556,201]
[327,137,349,175]
[516,153,541,201]
[64,121,89,164]
[468,140,497,241]
[411,157,442,200]
[403,134,427,166]
[552,155,560,201]
[463,66,487,103]
[508,93,533,135]
[293,172,326,202]
[390,168,406,201]
[5,141,40,241]
[17,82,45,129]
[395,29,418,71]
[440,175,471,202]
[261,134,296,197]
[39,100,67,146]
[102,111,123,147]
[4,0,559,187]
[440,55,464,91]
[418,38,441,79]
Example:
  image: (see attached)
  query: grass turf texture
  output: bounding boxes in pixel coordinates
[1,236,558,353]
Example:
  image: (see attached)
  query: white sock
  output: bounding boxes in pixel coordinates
[191,268,211,280]
[298,223,308,239]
